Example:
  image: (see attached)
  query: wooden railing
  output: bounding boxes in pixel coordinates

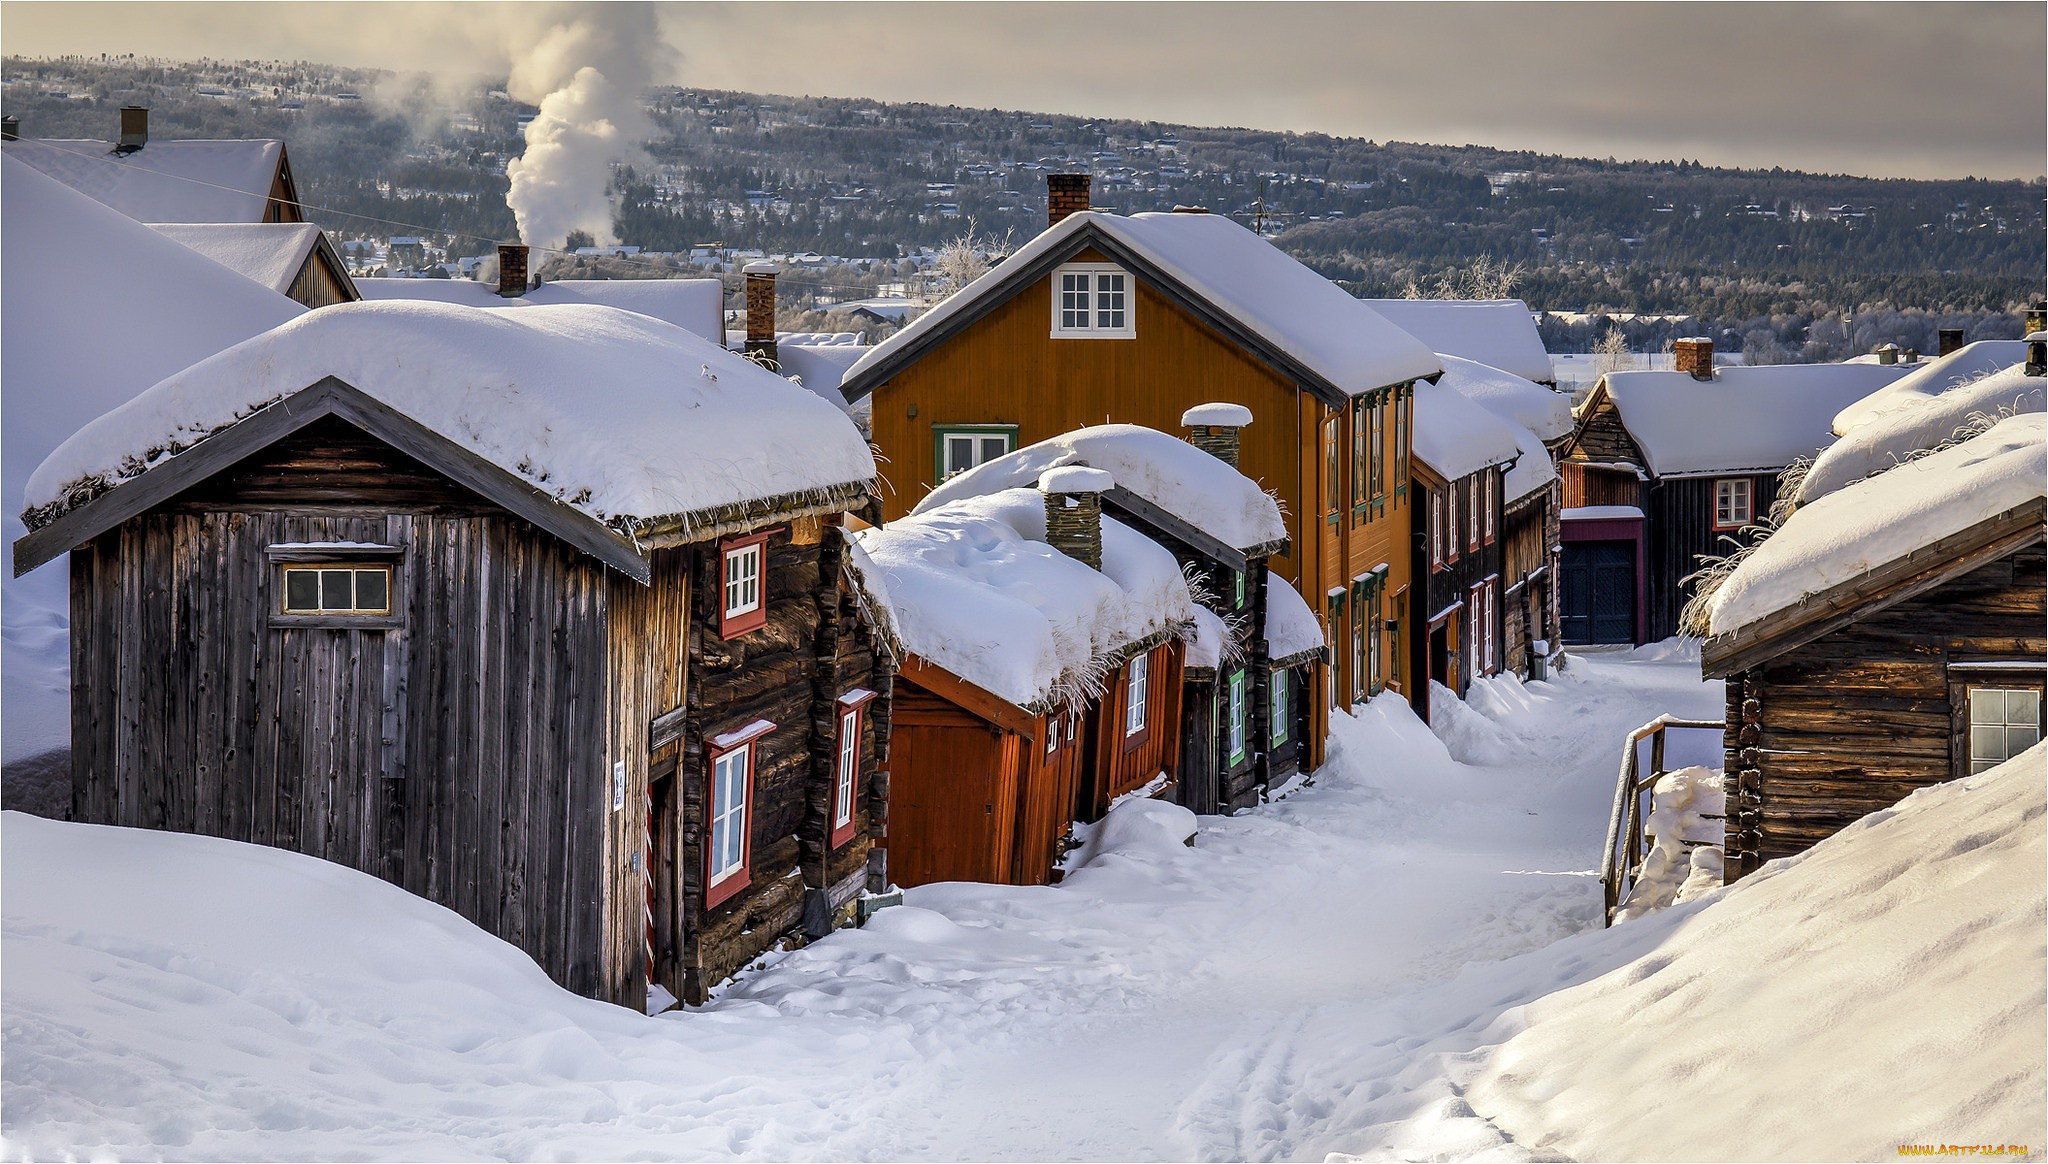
[1600,715,1723,926]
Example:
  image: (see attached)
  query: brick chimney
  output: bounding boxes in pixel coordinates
[1938,328,1966,357]
[1048,173,1091,228]
[744,261,778,365]
[1,116,17,142]
[1182,402,1254,468]
[1874,343,1899,366]
[1673,337,1714,381]
[496,243,529,297]
[117,106,148,153]
[1040,466,1114,571]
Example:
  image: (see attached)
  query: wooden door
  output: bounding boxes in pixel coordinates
[1562,541,1635,644]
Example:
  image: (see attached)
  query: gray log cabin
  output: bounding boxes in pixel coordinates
[14,299,888,1010]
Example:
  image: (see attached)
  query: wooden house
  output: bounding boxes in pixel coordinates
[150,223,360,309]
[4,107,304,223]
[1432,355,1574,680]
[838,174,1442,765]
[1698,413,2044,881]
[849,468,1196,887]
[1408,376,1523,712]
[13,300,886,1010]
[901,411,1320,813]
[1558,339,1911,644]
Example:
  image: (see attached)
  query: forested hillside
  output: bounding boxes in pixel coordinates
[6,53,2040,356]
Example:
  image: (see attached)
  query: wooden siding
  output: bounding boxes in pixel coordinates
[1085,641,1185,817]
[1725,543,2045,881]
[1644,474,1778,642]
[1564,393,1645,468]
[1416,472,1505,699]
[1561,462,1643,509]
[70,503,617,1001]
[1501,488,1558,678]
[287,248,358,309]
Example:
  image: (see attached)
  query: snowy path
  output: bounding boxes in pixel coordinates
[2,647,1726,1161]
[709,646,1723,1161]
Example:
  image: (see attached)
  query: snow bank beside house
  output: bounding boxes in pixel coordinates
[914,423,1287,551]
[25,300,875,534]
[1609,765,1725,924]
[1795,361,2043,506]
[1708,414,2045,636]
[851,488,1194,709]
[1832,339,2032,435]
[1466,746,2046,1161]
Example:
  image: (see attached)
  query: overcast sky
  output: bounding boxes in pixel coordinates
[5,2,2043,180]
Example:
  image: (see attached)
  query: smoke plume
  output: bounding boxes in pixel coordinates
[501,4,674,250]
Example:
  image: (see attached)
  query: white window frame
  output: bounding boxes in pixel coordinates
[1967,686,2043,774]
[1227,669,1247,764]
[1445,485,1460,563]
[1429,491,1444,568]
[722,542,762,621]
[1715,478,1754,530]
[935,424,1017,481]
[834,708,860,831]
[1051,262,1135,339]
[1124,652,1150,737]
[709,744,753,889]
[1270,669,1290,746]
[1483,472,1497,542]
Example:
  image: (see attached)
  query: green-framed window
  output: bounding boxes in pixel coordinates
[933,424,1018,481]
[1227,669,1248,764]
[1270,669,1290,746]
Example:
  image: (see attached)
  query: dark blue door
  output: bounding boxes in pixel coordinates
[1562,541,1635,644]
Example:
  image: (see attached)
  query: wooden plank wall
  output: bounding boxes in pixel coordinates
[806,527,892,927]
[72,501,615,1001]
[1730,544,2045,879]
[881,680,1014,887]
[1088,641,1185,817]
[1645,474,1779,642]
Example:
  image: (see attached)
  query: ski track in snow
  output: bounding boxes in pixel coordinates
[2,648,1725,1161]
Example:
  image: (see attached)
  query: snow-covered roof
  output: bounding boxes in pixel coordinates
[147,222,334,296]
[775,342,868,408]
[1830,341,2032,435]
[355,277,724,344]
[5,138,286,223]
[24,300,875,541]
[1434,354,1573,442]
[1501,410,1559,504]
[1598,362,1911,477]
[844,210,1440,402]
[1264,575,1325,666]
[1707,414,2045,638]
[1412,375,1523,481]
[850,487,1195,710]
[1357,298,1556,385]
[3,155,304,565]
[913,424,1287,553]
[1186,606,1229,672]
[1796,362,2043,507]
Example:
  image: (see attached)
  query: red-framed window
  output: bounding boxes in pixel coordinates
[705,718,775,909]
[1483,472,1497,544]
[1714,478,1753,530]
[1466,478,1481,552]
[1445,484,1460,564]
[830,690,877,848]
[717,531,776,637]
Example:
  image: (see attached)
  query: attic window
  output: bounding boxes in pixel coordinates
[267,543,405,628]
[1052,263,1134,338]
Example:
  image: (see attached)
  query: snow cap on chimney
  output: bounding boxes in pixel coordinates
[1039,465,1113,570]
[1674,336,1715,381]
[1182,402,1254,468]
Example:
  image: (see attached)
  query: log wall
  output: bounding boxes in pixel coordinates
[1724,543,2046,881]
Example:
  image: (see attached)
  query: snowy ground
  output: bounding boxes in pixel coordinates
[6,646,2040,1161]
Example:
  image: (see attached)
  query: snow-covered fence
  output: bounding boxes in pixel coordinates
[1600,714,1724,926]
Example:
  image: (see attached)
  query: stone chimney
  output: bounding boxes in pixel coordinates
[1902,348,1920,364]
[1874,342,1899,365]
[1040,466,1114,571]
[1048,173,1091,228]
[118,105,148,152]
[1938,328,1966,357]
[1673,337,1715,381]
[496,243,529,297]
[1,116,17,142]
[744,261,779,364]
[2027,299,2047,336]
[1182,402,1254,468]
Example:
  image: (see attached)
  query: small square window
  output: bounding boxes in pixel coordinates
[1967,685,2043,774]
[1051,263,1135,338]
